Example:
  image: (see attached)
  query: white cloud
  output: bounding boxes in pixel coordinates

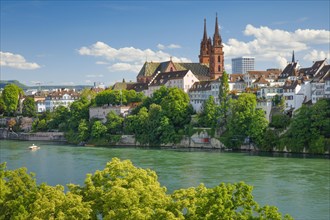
[157,43,181,50]
[86,74,104,78]
[0,51,41,70]
[276,56,289,69]
[303,50,330,62]
[78,42,190,73]
[157,44,165,50]
[96,61,108,65]
[223,24,330,70]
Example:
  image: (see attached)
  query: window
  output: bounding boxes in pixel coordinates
[218,65,220,72]
[218,56,220,62]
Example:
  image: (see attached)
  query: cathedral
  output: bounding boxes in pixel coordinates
[136,15,225,83]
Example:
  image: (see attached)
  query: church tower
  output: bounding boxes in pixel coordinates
[199,19,211,64]
[209,14,224,79]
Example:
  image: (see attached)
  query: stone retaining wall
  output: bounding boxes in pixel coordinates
[0,129,66,142]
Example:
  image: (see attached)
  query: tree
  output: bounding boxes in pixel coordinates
[48,106,70,131]
[80,88,97,101]
[2,84,23,116]
[22,97,36,117]
[106,111,124,134]
[68,158,174,219]
[7,118,16,131]
[0,163,91,219]
[160,87,192,130]
[270,113,291,129]
[78,119,90,142]
[90,121,107,139]
[225,93,268,148]
[0,95,5,115]
[218,71,230,126]
[198,96,219,128]
[280,99,330,153]
[67,158,292,220]
[1,159,292,220]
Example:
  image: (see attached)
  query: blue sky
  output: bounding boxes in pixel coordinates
[1,0,329,86]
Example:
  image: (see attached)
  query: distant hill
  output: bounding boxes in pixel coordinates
[0,80,28,89]
[0,80,92,91]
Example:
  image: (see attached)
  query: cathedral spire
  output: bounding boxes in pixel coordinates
[213,13,222,47]
[203,18,208,42]
[292,50,295,63]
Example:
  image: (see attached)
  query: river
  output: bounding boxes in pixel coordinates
[0,140,329,220]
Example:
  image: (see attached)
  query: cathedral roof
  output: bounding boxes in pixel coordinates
[149,70,191,87]
[189,81,212,92]
[137,61,210,81]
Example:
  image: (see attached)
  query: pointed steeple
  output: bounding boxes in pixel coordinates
[202,18,208,42]
[213,13,222,47]
[292,50,295,63]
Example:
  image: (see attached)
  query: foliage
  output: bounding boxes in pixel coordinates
[0,95,5,115]
[80,88,97,101]
[78,119,90,142]
[106,111,124,134]
[218,71,230,126]
[94,89,144,107]
[47,106,70,131]
[125,87,192,146]
[2,84,23,116]
[225,93,268,148]
[270,113,290,129]
[22,97,37,117]
[281,99,330,153]
[0,163,91,219]
[198,96,219,130]
[6,118,16,130]
[68,158,174,219]
[0,159,292,219]
[32,119,48,132]
[91,120,108,139]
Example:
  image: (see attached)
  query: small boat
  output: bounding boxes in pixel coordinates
[28,144,40,150]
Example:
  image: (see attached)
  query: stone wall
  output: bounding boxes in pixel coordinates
[0,129,66,142]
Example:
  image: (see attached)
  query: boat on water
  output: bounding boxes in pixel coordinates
[28,144,40,150]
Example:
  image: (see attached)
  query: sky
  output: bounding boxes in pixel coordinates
[1,0,329,87]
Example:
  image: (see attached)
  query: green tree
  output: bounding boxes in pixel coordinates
[160,87,192,130]
[198,96,219,129]
[0,163,91,219]
[225,93,268,148]
[68,98,90,130]
[106,111,124,134]
[218,71,230,126]
[91,120,107,139]
[270,113,291,129]
[78,119,90,142]
[1,159,292,220]
[2,84,23,116]
[80,88,97,101]
[22,97,36,117]
[68,158,174,219]
[0,95,5,115]
[48,106,70,131]
[281,99,330,153]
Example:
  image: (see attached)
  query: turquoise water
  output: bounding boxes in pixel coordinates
[1,140,329,219]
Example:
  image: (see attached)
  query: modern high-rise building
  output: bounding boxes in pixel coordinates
[231,56,255,74]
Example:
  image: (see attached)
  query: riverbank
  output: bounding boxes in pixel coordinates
[1,128,329,155]
[0,128,66,142]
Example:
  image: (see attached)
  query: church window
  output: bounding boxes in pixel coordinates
[218,65,221,72]
[218,56,220,62]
